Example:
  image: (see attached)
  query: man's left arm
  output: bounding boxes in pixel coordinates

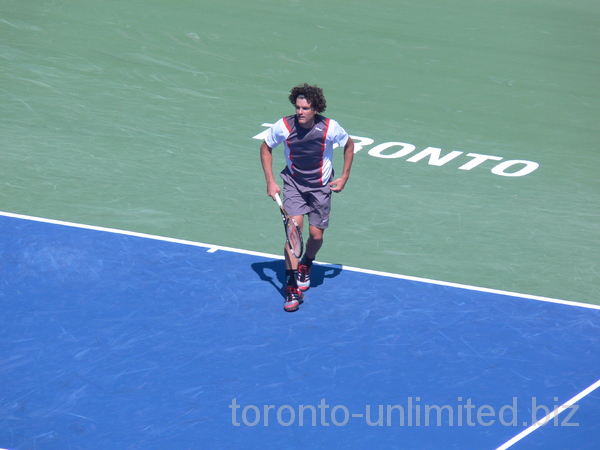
[330,137,354,193]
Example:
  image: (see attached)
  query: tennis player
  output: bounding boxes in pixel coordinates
[260,83,355,312]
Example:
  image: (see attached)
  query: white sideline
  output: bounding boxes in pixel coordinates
[495,378,600,449]
[1,210,599,311]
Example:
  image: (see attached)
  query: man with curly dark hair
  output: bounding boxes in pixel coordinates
[260,83,355,312]
[288,83,327,115]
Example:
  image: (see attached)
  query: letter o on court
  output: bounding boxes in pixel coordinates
[242,405,261,426]
[368,142,416,159]
[491,160,539,177]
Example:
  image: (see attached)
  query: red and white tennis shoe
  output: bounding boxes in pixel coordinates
[296,264,311,292]
[284,285,304,312]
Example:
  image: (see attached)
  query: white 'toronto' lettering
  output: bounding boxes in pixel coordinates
[253,124,539,177]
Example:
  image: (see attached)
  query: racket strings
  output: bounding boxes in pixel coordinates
[286,221,303,258]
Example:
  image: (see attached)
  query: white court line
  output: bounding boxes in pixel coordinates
[495,378,600,450]
[2,210,600,311]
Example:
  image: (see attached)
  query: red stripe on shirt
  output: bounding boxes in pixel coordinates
[283,116,295,174]
[320,118,331,184]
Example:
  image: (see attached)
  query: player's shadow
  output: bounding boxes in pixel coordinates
[251,259,343,298]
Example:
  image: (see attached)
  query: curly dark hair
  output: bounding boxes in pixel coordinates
[288,83,327,113]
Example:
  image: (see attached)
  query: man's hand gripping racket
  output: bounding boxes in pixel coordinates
[274,193,304,259]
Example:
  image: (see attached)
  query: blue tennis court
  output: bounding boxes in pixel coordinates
[1,212,598,449]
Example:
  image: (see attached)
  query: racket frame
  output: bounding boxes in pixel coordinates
[274,193,304,259]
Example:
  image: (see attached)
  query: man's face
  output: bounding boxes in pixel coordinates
[295,97,317,128]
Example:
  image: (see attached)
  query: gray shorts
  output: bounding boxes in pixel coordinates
[280,169,331,229]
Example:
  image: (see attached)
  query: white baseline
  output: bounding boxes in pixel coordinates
[1,210,599,311]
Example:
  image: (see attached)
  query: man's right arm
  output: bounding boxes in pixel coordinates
[260,141,280,199]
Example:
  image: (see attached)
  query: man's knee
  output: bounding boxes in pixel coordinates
[309,226,324,241]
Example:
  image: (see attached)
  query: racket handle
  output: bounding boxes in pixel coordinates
[274,192,283,207]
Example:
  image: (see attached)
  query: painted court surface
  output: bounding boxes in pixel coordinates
[2,212,599,449]
[1,1,599,449]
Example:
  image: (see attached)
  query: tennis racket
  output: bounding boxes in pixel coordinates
[274,192,304,259]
